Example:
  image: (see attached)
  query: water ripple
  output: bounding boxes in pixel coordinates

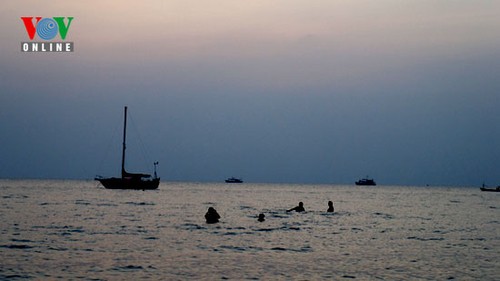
[407,236,445,241]
[112,265,144,271]
[1,244,34,249]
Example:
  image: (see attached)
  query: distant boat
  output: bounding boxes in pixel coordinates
[225,177,243,183]
[480,187,500,192]
[480,184,500,192]
[355,177,376,186]
[95,106,160,190]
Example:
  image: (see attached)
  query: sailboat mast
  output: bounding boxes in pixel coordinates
[121,106,127,177]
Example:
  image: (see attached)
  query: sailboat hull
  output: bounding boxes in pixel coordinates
[96,177,160,190]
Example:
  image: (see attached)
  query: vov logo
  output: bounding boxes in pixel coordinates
[21,17,74,52]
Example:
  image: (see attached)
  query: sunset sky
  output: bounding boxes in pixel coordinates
[1,0,499,185]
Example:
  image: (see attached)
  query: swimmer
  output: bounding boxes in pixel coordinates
[327,200,334,212]
[258,213,265,222]
[287,202,305,212]
[205,207,221,224]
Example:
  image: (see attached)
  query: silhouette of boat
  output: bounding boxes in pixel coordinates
[480,184,500,192]
[355,177,376,186]
[480,187,500,192]
[225,177,243,183]
[95,106,160,190]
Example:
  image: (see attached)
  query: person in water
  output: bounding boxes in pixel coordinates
[205,207,221,224]
[287,202,305,212]
[258,213,265,222]
[327,200,334,212]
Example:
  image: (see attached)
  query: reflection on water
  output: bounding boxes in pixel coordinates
[0,180,498,280]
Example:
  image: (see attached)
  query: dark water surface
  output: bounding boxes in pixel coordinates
[0,180,498,280]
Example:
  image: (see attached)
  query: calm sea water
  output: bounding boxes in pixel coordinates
[0,180,498,280]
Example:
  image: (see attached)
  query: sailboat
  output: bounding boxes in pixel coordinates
[95,106,160,189]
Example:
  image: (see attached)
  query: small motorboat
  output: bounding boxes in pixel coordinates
[355,177,376,186]
[225,177,243,183]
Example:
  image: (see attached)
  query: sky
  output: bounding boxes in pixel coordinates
[1,0,499,186]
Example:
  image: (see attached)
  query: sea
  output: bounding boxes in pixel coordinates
[0,180,498,280]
